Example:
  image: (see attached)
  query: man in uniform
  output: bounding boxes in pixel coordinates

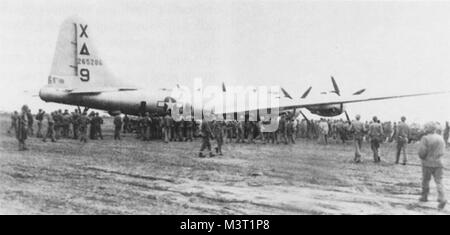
[114,113,123,140]
[418,122,447,210]
[62,109,71,138]
[368,116,384,163]
[278,113,288,144]
[143,112,152,141]
[349,114,366,163]
[287,118,296,144]
[26,108,34,137]
[318,118,329,145]
[42,113,56,142]
[123,114,130,133]
[71,109,80,139]
[16,105,29,150]
[96,113,104,140]
[35,109,45,138]
[225,120,234,143]
[78,112,90,143]
[246,120,256,144]
[162,111,173,143]
[199,119,215,158]
[54,110,63,139]
[88,111,96,139]
[176,117,185,141]
[184,115,194,142]
[7,111,18,135]
[395,116,410,165]
[236,118,245,143]
[213,119,224,155]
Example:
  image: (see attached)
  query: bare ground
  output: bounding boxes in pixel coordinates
[0,116,449,214]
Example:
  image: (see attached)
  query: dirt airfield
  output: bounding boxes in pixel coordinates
[0,114,449,215]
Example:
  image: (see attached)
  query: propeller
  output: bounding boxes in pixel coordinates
[299,110,309,122]
[331,76,341,96]
[281,87,293,99]
[344,110,351,123]
[301,86,312,99]
[330,76,366,96]
[352,89,366,95]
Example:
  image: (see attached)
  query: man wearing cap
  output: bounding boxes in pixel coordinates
[199,119,215,158]
[42,113,56,143]
[368,116,384,163]
[17,105,29,150]
[395,116,410,165]
[78,112,90,143]
[349,114,366,163]
[35,109,45,138]
[113,113,123,140]
[418,122,447,210]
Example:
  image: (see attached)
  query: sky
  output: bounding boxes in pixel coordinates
[1,0,450,123]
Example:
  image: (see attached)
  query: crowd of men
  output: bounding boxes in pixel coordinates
[6,106,449,209]
[7,106,106,147]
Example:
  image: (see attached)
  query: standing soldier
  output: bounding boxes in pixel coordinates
[246,120,256,144]
[7,111,19,135]
[162,111,173,143]
[349,114,366,163]
[113,113,123,140]
[278,114,288,144]
[54,110,62,139]
[123,114,130,133]
[418,122,447,210]
[26,108,34,137]
[178,117,185,141]
[16,105,29,151]
[143,112,152,141]
[78,112,90,143]
[35,109,45,138]
[199,119,215,158]
[318,118,329,145]
[395,116,410,165]
[96,113,104,140]
[213,119,224,155]
[225,120,234,143]
[368,116,384,163]
[236,118,245,143]
[185,115,194,142]
[62,109,70,138]
[88,111,96,139]
[135,114,144,139]
[167,113,175,141]
[42,113,56,142]
[71,109,80,139]
[287,118,296,144]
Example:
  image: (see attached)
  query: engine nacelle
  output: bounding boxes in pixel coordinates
[108,110,122,116]
[306,104,344,117]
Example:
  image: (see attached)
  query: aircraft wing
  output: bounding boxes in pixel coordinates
[214,90,450,114]
[65,87,138,94]
[280,90,450,110]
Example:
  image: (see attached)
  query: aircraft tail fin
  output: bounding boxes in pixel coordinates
[48,17,134,91]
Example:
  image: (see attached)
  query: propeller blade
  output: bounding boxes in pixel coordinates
[222,82,226,92]
[299,110,309,122]
[344,110,351,123]
[281,87,293,99]
[352,89,366,95]
[331,76,341,96]
[301,86,312,99]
